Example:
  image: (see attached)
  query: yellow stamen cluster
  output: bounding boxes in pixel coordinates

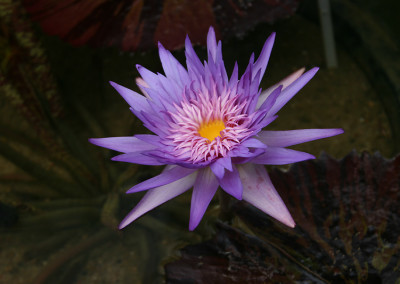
[198,120,225,142]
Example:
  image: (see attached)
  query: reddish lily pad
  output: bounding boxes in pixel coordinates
[165,152,400,283]
[22,0,301,51]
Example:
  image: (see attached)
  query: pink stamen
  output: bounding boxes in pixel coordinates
[165,87,254,163]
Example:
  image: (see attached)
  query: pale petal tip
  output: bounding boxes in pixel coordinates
[275,210,296,228]
[291,67,306,79]
[119,217,131,230]
[269,205,296,228]
[286,218,296,228]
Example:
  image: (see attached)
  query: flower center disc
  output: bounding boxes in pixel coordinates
[198,120,225,141]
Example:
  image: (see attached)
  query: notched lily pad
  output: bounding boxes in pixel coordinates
[165,223,321,283]
[22,0,300,51]
[165,152,400,283]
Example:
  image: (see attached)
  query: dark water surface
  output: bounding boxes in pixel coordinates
[0,0,399,283]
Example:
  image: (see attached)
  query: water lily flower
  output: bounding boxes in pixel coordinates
[90,27,343,231]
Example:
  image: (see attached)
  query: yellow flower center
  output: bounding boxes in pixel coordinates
[198,120,225,141]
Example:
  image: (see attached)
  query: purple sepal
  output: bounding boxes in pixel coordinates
[126,166,196,193]
[239,163,295,228]
[258,128,344,147]
[89,136,155,153]
[253,32,275,83]
[218,165,243,200]
[267,67,319,116]
[111,151,166,165]
[119,171,198,229]
[189,168,219,231]
[251,147,315,165]
[210,157,233,179]
[109,81,149,112]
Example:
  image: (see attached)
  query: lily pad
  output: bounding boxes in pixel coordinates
[165,152,400,283]
[22,0,301,51]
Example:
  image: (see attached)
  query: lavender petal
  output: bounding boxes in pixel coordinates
[109,81,149,112]
[189,168,219,231]
[89,136,156,153]
[257,85,282,113]
[253,32,275,83]
[258,128,344,147]
[239,163,295,228]
[251,147,315,165]
[257,67,305,108]
[126,166,196,193]
[267,67,319,116]
[111,152,165,165]
[210,156,233,178]
[158,42,190,87]
[119,171,198,229]
[207,27,218,62]
[240,138,267,149]
[218,165,243,200]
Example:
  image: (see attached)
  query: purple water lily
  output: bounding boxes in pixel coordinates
[90,27,343,231]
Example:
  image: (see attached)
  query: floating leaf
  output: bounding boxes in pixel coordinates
[22,0,301,51]
[165,152,400,283]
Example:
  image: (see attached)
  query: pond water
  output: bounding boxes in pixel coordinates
[0,0,399,283]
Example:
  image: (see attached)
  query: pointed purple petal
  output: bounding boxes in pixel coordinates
[218,165,243,200]
[207,26,218,62]
[267,67,319,116]
[257,68,305,108]
[256,114,278,130]
[231,147,265,164]
[185,36,203,79]
[89,137,156,153]
[119,171,198,229]
[241,138,267,149]
[210,161,225,179]
[136,64,160,87]
[127,166,196,193]
[258,128,344,147]
[258,85,282,112]
[158,42,190,86]
[228,62,239,89]
[135,134,163,146]
[253,32,275,83]
[109,81,149,111]
[111,152,165,165]
[210,157,233,179]
[129,108,165,136]
[218,156,233,171]
[251,147,315,165]
[238,163,295,227]
[189,168,219,231]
